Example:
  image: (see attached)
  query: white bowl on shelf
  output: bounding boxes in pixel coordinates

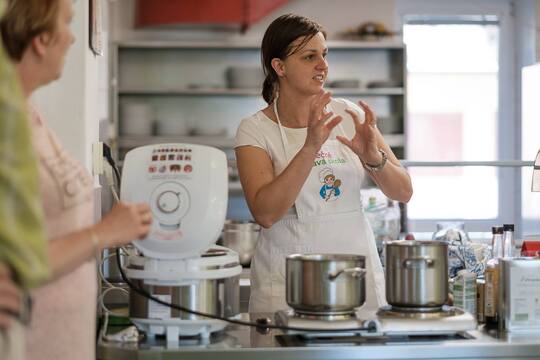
[377,116,402,134]
[190,126,228,136]
[120,103,153,136]
[156,116,189,136]
[225,66,264,89]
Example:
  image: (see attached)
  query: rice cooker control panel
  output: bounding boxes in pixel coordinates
[150,182,190,226]
[157,191,180,213]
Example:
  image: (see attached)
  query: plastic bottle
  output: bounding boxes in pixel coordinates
[364,197,386,238]
[453,269,477,315]
[364,196,386,258]
[383,199,401,241]
[484,226,504,326]
[502,224,515,258]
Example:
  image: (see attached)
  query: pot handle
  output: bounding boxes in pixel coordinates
[402,257,435,269]
[328,267,366,281]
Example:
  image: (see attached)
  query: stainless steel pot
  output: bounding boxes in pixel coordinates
[129,276,239,320]
[385,240,448,309]
[128,254,240,321]
[221,220,260,266]
[286,254,366,316]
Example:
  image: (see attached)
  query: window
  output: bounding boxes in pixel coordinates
[396,0,536,236]
[404,19,499,220]
[521,64,540,235]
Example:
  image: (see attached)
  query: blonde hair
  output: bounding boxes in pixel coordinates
[0,0,61,61]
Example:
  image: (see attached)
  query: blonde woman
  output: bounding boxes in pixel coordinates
[1,1,152,359]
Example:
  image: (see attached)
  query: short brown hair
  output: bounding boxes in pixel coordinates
[0,0,61,61]
[261,14,325,104]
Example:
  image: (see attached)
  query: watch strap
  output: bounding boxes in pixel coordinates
[364,149,388,172]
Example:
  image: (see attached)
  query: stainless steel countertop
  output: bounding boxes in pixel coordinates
[97,313,540,360]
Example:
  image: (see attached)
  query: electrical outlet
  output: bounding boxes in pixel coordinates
[92,141,104,176]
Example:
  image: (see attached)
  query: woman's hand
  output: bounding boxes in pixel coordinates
[336,100,381,164]
[94,202,152,249]
[303,90,342,152]
[0,264,21,329]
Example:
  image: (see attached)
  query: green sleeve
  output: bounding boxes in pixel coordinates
[0,32,50,289]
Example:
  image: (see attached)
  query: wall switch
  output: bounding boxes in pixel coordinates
[92,141,104,176]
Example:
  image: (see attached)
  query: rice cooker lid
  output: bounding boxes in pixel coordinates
[120,143,228,259]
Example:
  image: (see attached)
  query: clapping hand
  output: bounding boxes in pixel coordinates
[336,100,381,164]
[303,90,342,151]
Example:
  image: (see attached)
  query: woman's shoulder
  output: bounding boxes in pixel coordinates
[235,110,277,149]
[238,110,276,132]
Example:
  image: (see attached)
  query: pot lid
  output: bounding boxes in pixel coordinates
[386,240,447,247]
[287,254,366,262]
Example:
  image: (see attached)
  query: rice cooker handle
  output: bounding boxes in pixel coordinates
[403,257,435,269]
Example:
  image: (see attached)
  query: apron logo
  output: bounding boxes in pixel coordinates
[313,150,346,167]
[319,167,342,202]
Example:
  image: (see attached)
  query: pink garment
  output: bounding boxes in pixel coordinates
[26,106,97,360]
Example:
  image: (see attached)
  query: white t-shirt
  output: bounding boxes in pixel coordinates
[234,98,365,178]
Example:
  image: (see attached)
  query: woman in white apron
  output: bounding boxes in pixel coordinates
[234,14,413,314]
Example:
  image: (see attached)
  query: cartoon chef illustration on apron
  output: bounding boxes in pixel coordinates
[318,167,342,201]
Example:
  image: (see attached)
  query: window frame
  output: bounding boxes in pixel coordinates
[394,0,536,236]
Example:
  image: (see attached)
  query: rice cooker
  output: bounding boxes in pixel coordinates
[120,143,242,342]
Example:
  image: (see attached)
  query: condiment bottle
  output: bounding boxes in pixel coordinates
[502,224,515,258]
[484,226,504,325]
[454,269,477,315]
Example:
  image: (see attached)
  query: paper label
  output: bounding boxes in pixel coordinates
[509,266,540,327]
[148,294,172,320]
[485,268,498,317]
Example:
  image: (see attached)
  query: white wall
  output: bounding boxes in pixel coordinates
[31,0,100,171]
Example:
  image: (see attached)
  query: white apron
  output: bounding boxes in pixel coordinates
[248,99,386,313]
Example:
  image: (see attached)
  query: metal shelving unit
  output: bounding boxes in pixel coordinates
[118,135,235,149]
[117,87,405,97]
[110,39,407,193]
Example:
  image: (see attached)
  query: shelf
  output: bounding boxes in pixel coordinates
[118,87,404,96]
[118,135,235,149]
[118,88,262,96]
[383,134,405,147]
[119,134,403,150]
[228,181,243,194]
[116,39,404,50]
[112,38,407,193]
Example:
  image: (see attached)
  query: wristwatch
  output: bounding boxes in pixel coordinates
[364,149,387,172]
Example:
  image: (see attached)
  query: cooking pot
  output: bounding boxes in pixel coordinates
[286,254,366,315]
[385,240,448,309]
[221,220,260,266]
[128,252,240,321]
[129,277,239,320]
